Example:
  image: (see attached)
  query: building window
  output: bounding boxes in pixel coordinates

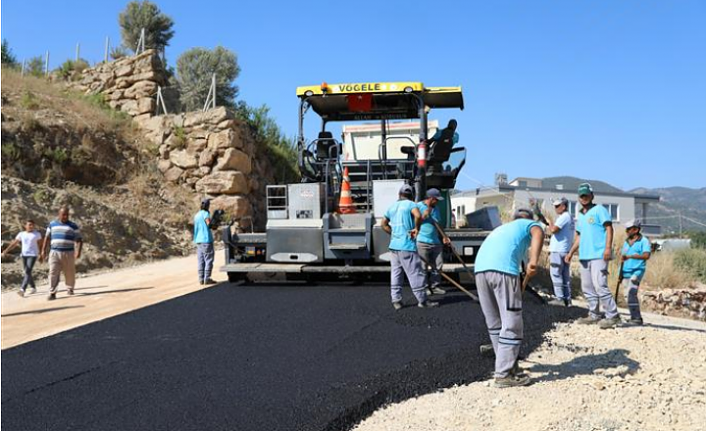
[518,180,527,187]
[602,204,619,221]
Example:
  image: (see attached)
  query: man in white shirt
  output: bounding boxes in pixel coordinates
[2,220,42,297]
[547,198,575,306]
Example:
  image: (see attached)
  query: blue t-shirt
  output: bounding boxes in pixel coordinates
[193,210,213,244]
[549,211,575,253]
[416,201,441,245]
[474,219,541,276]
[622,236,651,280]
[46,220,82,252]
[576,205,612,260]
[384,199,418,252]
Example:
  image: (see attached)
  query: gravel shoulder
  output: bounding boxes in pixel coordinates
[353,308,706,431]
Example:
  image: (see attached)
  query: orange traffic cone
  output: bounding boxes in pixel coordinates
[339,167,356,214]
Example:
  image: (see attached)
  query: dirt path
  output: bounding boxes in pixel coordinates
[353,309,706,431]
[1,251,226,349]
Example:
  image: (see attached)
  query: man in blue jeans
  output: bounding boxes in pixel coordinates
[566,183,620,329]
[381,184,438,310]
[194,198,215,285]
[2,219,42,297]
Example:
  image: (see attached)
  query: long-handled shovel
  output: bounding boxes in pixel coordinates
[416,252,479,302]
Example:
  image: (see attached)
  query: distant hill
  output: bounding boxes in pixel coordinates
[540,176,706,233]
[630,187,706,234]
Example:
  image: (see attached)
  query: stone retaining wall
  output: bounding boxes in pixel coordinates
[68,50,271,228]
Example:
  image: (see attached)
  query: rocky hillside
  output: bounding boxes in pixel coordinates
[1,69,196,289]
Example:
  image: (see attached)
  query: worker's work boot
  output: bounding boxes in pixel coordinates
[576,316,602,325]
[494,374,531,388]
[203,278,217,285]
[392,301,403,311]
[625,318,644,326]
[17,289,24,297]
[480,344,495,357]
[430,286,446,295]
[599,316,622,329]
[47,293,56,301]
[417,300,439,308]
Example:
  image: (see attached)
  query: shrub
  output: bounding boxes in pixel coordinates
[26,56,45,77]
[172,126,187,149]
[1,141,22,160]
[689,231,706,250]
[20,90,40,109]
[57,59,90,80]
[674,248,706,284]
[110,45,129,60]
[235,102,299,184]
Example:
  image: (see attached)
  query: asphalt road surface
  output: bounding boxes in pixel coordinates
[2,282,582,430]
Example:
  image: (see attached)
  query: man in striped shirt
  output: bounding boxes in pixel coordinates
[41,207,83,300]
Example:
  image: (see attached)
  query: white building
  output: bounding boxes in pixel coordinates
[451,177,662,236]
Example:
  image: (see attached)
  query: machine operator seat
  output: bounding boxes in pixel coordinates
[427,128,456,168]
[316,131,339,160]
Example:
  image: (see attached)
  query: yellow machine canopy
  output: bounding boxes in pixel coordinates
[296,82,464,121]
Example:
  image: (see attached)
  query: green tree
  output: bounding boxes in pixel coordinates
[118,1,174,54]
[26,56,45,77]
[176,46,240,111]
[1,39,18,66]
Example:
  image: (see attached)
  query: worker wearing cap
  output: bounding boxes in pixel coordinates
[474,208,544,388]
[566,183,620,329]
[381,185,439,310]
[417,188,452,297]
[620,219,651,325]
[547,197,575,306]
[194,198,215,285]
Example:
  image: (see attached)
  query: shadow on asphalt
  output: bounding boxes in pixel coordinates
[2,305,85,318]
[1,282,584,431]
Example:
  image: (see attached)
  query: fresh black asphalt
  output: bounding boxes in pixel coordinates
[2,282,583,430]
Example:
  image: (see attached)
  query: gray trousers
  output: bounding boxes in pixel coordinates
[623,275,643,320]
[475,271,523,378]
[549,252,571,301]
[49,250,76,294]
[417,242,444,288]
[197,243,215,281]
[390,250,427,304]
[579,259,619,319]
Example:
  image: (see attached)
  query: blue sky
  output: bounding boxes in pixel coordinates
[3,0,705,191]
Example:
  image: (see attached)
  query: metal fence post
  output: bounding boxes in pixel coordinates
[212,73,216,109]
[76,43,80,61]
[44,51,50,76]
[21,59,26,77]
[104,37,110,62]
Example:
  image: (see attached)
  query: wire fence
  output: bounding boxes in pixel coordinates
[16,28,222,116]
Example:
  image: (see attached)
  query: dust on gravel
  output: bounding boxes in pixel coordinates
[353,314,706,431]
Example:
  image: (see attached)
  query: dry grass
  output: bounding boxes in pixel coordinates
[2,67,134,135]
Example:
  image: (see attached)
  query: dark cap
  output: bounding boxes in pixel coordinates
[426,188,444,201]
[399,184,413,195]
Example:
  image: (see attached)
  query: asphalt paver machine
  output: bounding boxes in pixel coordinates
[222,82,490,282]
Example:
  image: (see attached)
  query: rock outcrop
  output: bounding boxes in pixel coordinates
[642,285,706,321]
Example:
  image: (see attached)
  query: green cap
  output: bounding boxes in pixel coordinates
[577,182,593,196]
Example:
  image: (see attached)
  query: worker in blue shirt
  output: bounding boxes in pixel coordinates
[194,198,215,285]
[381,184,439,310]
[566,183,620,329]
[474,208,544,388]
[620,219,651,325]
[417,188,452,297]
